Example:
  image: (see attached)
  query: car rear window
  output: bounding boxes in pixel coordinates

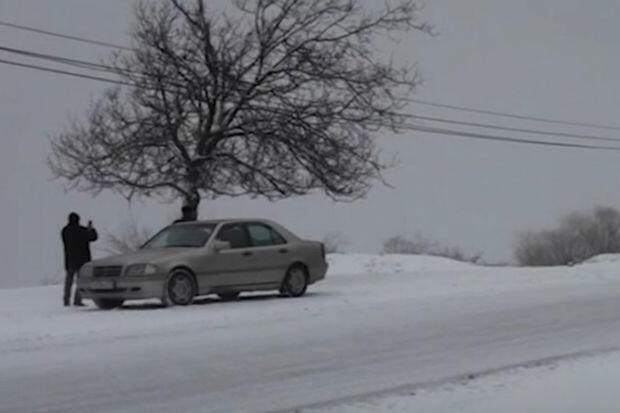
[247,224,287,247]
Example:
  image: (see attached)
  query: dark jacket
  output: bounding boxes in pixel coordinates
[61,224,98,271]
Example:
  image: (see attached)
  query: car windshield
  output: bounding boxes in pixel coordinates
[142,224,216,249]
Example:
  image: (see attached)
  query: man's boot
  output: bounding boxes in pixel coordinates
[73,291,85,307]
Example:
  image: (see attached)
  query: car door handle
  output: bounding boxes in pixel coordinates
[242,251,253,257]
[278,248,288,254]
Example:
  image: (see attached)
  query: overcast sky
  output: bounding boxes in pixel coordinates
[1,0,620,288]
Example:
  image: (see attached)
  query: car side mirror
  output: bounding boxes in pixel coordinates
[213,240,231,252]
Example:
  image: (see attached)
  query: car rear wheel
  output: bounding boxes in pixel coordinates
[162,269,196,306]
[93,298,124,310]
[280,265,308,297]
[217,292,240,301]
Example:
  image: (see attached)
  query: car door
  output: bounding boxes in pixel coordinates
[246,222,291,287]
[201,223,258,289]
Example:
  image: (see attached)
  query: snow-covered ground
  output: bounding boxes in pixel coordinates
[305,349,620,413]
[2,253,620,412]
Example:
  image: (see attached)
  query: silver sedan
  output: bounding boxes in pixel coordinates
[77,219,328,309]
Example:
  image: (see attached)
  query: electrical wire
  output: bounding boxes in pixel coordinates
[0,45,120,75]
[3,18,620,132]
[400,113,620,144]
[0,44,186,90]
[0,57,132,86]
[0,20,133,51]
[1,36,620,152]
[3,54,620,152]
[398,123,620,152]
[404,97,620,131]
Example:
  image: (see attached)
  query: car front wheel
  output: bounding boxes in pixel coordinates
[280,265,308,297]
[162,269,196,306]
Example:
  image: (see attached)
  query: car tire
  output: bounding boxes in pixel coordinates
[162,269,196,307]
[217,292,240,301]
[280,265,308,298]
[93,298,124,310]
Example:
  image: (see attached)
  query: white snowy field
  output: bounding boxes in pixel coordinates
[2,253,620,412]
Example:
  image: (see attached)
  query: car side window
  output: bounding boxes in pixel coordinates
[216,224,251,249]
[247,224,287,247]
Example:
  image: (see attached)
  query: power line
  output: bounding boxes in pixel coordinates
[401,113,620,144]
[0,20,133,51]
[2,44,620,153]
[0,44,186,90]
[0,44,188,92]
[3,19,620,133]
[0,45,120,75]
[0,57,132,86]
[398,123,620,152]
[4,41,620,148]
[404,97,620,131]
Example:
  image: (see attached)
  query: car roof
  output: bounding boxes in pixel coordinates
[171,218,301,241]
[173,218,274,226]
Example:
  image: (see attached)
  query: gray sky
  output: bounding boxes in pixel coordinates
[1,0,620,288]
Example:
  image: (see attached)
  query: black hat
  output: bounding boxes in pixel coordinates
[68,212,80,224]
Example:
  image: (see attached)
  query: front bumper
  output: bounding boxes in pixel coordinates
[77,276,164,300]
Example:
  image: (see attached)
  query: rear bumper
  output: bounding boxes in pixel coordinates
[309,262,328,284]
[77,276,164,300]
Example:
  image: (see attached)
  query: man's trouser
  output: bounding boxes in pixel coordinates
[64,268,82,305]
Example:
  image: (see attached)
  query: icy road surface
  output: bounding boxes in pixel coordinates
[2,254,620,412]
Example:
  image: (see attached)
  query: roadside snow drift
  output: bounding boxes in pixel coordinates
[2,253,620,413]
[325,253,472,275]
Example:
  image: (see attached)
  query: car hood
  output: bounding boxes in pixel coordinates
[90,248,198,267]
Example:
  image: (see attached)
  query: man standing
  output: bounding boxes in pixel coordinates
[61,212,98,306]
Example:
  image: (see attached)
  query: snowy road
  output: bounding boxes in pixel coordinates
[2,254,620,412]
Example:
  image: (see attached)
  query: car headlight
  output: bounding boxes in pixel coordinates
[78,264,93,278]
[124,264,158,276]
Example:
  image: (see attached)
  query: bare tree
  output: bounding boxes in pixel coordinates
[49,0,431,217]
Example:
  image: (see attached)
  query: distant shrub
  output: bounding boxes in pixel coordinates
[381,235,482,263]
[381,235,430,255]
[321,231,350,254]
[514,206,620,266]
[102,218,153,255]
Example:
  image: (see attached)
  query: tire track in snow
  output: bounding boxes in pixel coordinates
[281,346,620,413]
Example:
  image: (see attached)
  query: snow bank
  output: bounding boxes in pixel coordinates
[581,253,620,265]
[326,253,472,276]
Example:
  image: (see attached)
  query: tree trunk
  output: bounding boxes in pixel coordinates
[181,194,199,221]
[179,176,200,221]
